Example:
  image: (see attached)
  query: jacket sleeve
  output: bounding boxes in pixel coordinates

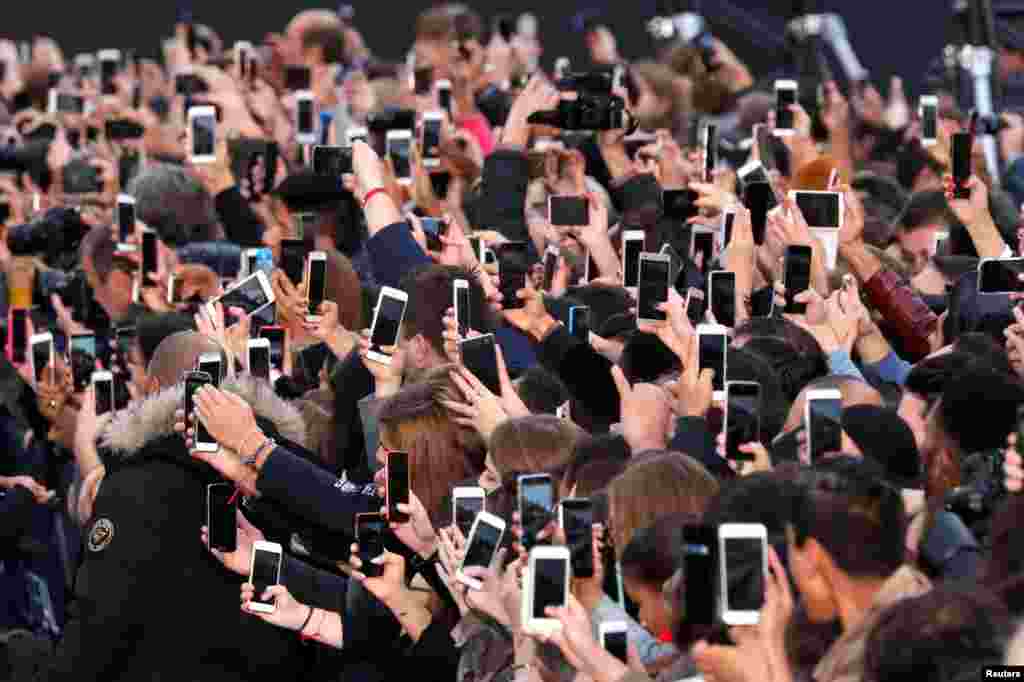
[214,187,266,247]
[366,221,432,289]
[1004,156,1024,210]
[405,618,461,678]
[282,555,348,612]
[480,149,531,243]
[333,351,375,478]
[535,323,619,424]
[862,350,913,387]
[863,269,938,361]
[669,416,735,481]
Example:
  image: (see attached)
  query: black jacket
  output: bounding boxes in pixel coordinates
[42,376,308,682]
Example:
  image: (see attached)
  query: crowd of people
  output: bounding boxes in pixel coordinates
[4,2,1024,680]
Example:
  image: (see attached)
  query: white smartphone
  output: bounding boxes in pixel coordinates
[197,351,223,388]
[435,79,453,115]
[367,286,409,365]
[599,621,629,663]
[522,545,571,636]
[421,111,444,169]
[920,95,939,147]
[696,324,729,401]
[206,270,276,322]
[304,250,328,323]
[789,190,844,229]
[720,209,736,251]
[637,252,671,325]
[92,370,114,416]
[295,91,317,145]
[453,278,471,338]
[737,160,770,186]
[718,523,768,626]
[247,338,272,380]
[346,126,368,146]
[457,511,506,590]
[386,130,414,185]
[452,485,486,538]
[116,193,136,243]
[774,80,798,136]
[691,225,715,271]
[622,230,645,291]
[187,105,217,164]
[804,388,843,462]
[934,230,949,256]
[248,541,283,613]
[708,270,737,328]
[167,274,178,305]
[29,333,54,387]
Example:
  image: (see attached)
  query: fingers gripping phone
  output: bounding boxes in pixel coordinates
[518,473,555,551]
[248,541,283,613]
[805,388,842,462]
[356,512,387,578]
[559,497,594,578]
[696,324,728,401]
[386,450,410,523]
[783,245,813,315]
[459,333,501,395]
[718,523,767,626]
[368,287,409,365]
[725,381,762,461]
[457,511,506,590]
[207,482,237,552]
[185,370,218,453]
[453,486,486,538]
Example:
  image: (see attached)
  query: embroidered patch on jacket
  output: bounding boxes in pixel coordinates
[88,518,115,552]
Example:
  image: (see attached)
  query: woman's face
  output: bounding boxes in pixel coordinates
[624,576,672,637]
[478,452,501,492]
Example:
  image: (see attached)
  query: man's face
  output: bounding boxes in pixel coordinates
[896,225,940,277]
[414,39,455,79]
[897,391,930,451]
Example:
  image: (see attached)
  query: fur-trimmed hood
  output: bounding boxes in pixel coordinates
[99,374,307,456]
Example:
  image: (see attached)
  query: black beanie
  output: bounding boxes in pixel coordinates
[842,405,922,489]
[940,366,1024,454]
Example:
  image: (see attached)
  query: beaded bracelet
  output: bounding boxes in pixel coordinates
[242,438,276,467]
[297,605,314,637]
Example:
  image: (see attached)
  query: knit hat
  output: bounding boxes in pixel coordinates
[841,405,922,489]
[940,366,1024,454]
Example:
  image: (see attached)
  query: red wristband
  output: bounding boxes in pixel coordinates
[362,187,388,207]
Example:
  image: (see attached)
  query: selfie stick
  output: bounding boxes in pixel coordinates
[959,0,1001,185]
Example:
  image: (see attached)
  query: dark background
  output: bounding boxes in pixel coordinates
[3,0,954,95]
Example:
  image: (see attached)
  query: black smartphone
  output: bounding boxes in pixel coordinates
[783,245,813,314]
[602,625,628,663]
[725,381,762,461]
[279,239,307,286]
[743,182,776,245]
[687,289,707,326]
[703,123,717,182]
[94,372,114,415]
[438,82,453,115]
[663,189,700,222]
[356,512,387,578]
[248,340,271,380]
[952,132,972,200]
[775,81,797,132]
[422,115,443,165]
[460,333,501,394]
[312,145,353,176]
[184,370,215,448]
[637,255,670,322]
[175,72,208,96]
[497,242,530,310]
[568,305,590,341]
[979,258,1024,293]
[413,66,434,95]
[542,247,558,291]
[142,231,158,279]
[560,498,594,578]
[368,289,407,363]
[117,197,135,243]
[682,524,718,625]
[69,333,97,393]
[306,254,327,317]
[518,473,554,550]
[793,191,841,228]
[549,196,588,226]
[386,450,410,523]
[260,326,285,371]
[285,65,311,91]
[454,280,471,337]
[709,270,737,328]
[698,328,727,395]
[207,482,237,552]
[692,229,714,272]
[9,308,27,365]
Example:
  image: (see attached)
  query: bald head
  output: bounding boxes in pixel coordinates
[287,10,342,38]
[147,331,228,390]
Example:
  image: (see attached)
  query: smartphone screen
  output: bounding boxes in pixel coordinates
[191,112,216,158]
[142,231,158,278]
[462,519,502,570]
[95,377,114,415]
[743,182,776,245]
[70,334,97,392]
[370,294,406,356]
[455,496,484,537]
[10,309,27,365]
[280,239,307,286]
[979,258,1024,293]
[249,344,271,379]
[808,397,842,461]
[687,289,707,327]
[422,118,442,161]
[569,306,590,341]
[638,257,669,321]
[726,383,761,461]
[455,285,471,337]
[307,258,327,316]
[532,557,568,618]
[783,245,813,314]
[682,525,717,625]
[623,238,643,287]
[794,192,841,228]
[217,274,271,317]
[207,483,237,552]
[297,98,314,136]
[32,340,51,383]
[952,132,972,199]
[285,65,311,91]
[603,629,628,663]
[703,124,717,182]
[389,135,412,180]
[562,499,594,578]
[776,85,796,130]
[438,85,452,114]
[724,536,765,612]
[698,333,726,393]
[693,231,714,272]
[549,196,588,226]
[922,101,938,142]
[117,199,135,243]
[250,548,281,607]
[387,451,410,523]
[663,190,700,222]
[498,242,529,310]
[710,271,737,328]
[543,249,558,291]
[460,334,500,394]
[357,513,387,577]
[185,372,215,446]
[260,328,285,371]
[521,476,554,549]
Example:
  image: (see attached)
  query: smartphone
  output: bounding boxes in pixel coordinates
[453,279,471,337]
[935,230,950,256]
[692,227,715,272]
[260,326,285,372]
[774,80,798,135]
[790,190,843,229]
[368,287,409,365]
[783,245,813,314]
[952,132,972,200]
[295,91,316,145]
[756,124,779,172]
[725,381,762,461]
[187,105,217,164]
[207,271,276,321]
[247,338,271,380]
[248,541,283,613]
[311,145,353,176]
[98,49,120,95]
[709,270,737,328]
[207,482,237,552]
[703,123,718,182]
[542,245,559,291]
[637,253,670,324]
[568,305,590,342]
[548,195,589,226]
[805,388,843,461]
[737,160,770,187]
[718,523,767,626]
[978,257,1024,293]
[559,497,594,578]
[355,512,387,578]
[117,194,135,244]
[279,239,307,286]
[185,370,217,452]
[285,65,311,91]
[304,251,328,322]
[9,308,27,365]
[687,288,707,326]
[523,546,570,635]
[920,95,938,147]
[663,189,700,222]
[92,370,114,416]
[436,79,453,116]
[599,621,629,663]
[457,511,506,589]
[497,241,530,310]
[386,130,413,185]
[460,333,501,394]
[421,111,443,169]
[622,230,645,289]
[383,449,411,523]
[453,486,486,538]
[69,332,97,393]
[29,333,54,387]
[682,524,717,625]
[743,182,776,245]
[518,473,555,551]
[141,229,159,280]
[697,324,728,401]
[346,126,368,146]
[235,40,252,82]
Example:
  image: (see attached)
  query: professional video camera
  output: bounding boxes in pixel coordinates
[8,207,91,272]
[528,71,635,132]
